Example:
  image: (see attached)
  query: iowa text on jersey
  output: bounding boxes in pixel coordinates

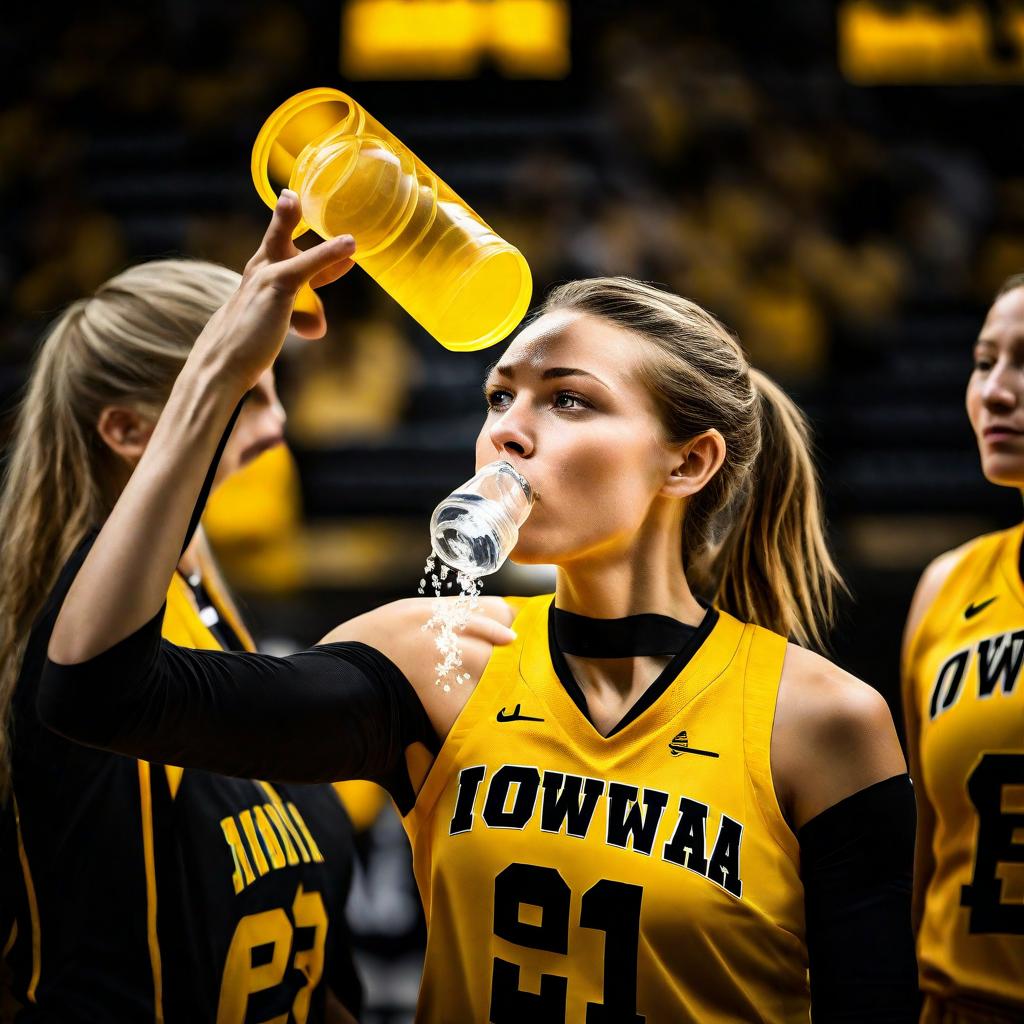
[447,764,743,898]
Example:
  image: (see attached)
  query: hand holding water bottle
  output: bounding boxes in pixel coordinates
[192,191,356,395]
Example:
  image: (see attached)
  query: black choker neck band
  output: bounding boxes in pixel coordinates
[552,607,698,658]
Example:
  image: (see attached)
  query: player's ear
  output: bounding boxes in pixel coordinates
[96,405,156,465]
[660,429,726,499]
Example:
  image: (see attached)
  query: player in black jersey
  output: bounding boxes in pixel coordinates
[0,258,362,1020]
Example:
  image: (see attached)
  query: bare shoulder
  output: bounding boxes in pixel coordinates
[773,644,907,830]
[778,646,897,749]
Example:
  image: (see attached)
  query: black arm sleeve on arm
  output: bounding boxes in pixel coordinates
[38,609,438,800]
[799,773,921,1023]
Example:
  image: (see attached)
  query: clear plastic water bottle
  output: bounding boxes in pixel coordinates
[430,462,534,577]
[251,87,532,352]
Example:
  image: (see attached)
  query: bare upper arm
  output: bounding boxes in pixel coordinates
[772,645,908,831]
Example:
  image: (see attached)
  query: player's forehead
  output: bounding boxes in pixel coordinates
[978,286,1024,348]
[491,309,642,386]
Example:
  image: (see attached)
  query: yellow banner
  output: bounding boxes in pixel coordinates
[840,1,1024,84]
[341,0,570,79]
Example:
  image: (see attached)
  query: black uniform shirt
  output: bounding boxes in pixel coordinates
[2,534,361,1021]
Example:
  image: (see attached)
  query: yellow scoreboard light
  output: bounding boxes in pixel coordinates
[341,0,570,79]
[491,0,569,77]
[840,0,1024,84]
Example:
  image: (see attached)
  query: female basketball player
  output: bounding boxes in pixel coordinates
[42,192,920,1021]
[902,274,1024,1023]
[0,258,366,1020]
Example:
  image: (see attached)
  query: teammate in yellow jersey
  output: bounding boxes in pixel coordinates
[903,274,1024,1024]
[44,194,921,1021]
[0,260,362,1021]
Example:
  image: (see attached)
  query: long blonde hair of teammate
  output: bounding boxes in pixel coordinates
[543,277,843,650]
[0,260,239,796]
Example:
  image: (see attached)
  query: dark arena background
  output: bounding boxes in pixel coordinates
[3,1,1023,1018]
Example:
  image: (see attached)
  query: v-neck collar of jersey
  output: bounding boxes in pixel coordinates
[520,597,729,742]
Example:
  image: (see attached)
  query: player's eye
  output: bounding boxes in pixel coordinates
[553,391,591,411]
[485,387,513,410]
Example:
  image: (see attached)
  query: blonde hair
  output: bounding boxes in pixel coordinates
[996,271,1024,300]
[543,277,843,649]
[0,259,240,795]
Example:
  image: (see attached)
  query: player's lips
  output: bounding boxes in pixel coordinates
[501,460,539,501]
[241,434,284,464]
[983,425,1024,442]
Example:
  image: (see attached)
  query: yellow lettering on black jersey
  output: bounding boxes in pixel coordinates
[220,801,325,895]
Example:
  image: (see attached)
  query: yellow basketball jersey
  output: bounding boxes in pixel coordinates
[404,595,810,1023]
[163,565,255,653]
[905,525,1024,1011]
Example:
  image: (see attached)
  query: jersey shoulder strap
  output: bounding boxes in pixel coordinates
[163,573,222,651]
[405,594,549,835]
[907,525,1021,670]
[451,592,550,727]
[741,623,799,862]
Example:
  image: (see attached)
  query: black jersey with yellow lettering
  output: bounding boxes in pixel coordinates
[2,534,360,1021]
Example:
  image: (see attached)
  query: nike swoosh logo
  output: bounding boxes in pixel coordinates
[670,747,719,758]
[496,704,545,723]
[965,597,998,619]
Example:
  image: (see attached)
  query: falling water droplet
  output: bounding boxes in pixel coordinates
[418,552,483,691]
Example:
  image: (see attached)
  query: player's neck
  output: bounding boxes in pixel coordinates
[564,651,674,735]
[553,522,703,627]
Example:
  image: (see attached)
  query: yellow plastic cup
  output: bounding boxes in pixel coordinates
[252,88,533,352]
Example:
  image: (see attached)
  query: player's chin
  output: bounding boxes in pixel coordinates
[979,451,1024,489]
[509,529,561,566]
[508,544,551,566]
[510,530,595,570]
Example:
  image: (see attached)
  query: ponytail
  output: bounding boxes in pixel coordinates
[0,308,106,797]
[703,370,843,649]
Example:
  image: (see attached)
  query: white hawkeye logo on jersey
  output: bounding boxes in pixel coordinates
[447,764,744,898]
[928,628,1024,720]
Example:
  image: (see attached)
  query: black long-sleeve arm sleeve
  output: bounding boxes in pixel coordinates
[799,773,921,1023]
[38,606,437,800]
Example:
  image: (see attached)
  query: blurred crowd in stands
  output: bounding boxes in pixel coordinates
[6,4,1022,395]
[1,0,1022,629]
